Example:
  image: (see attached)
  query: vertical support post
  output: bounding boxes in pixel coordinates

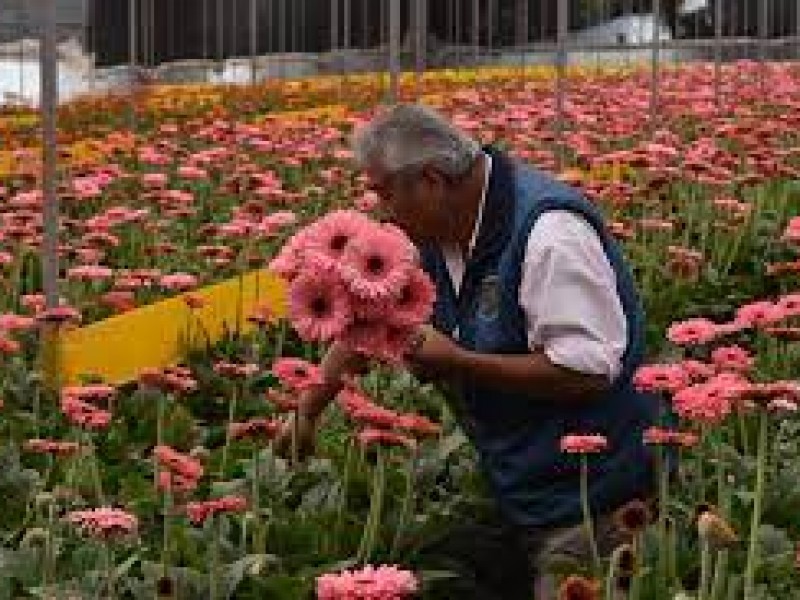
[714,0,722,111]
[217,0,224,65]
[472,0,480,64]
[758,0,768,93]
[515,0,529,46]
[130,0,138,74]
[331,0,339,53]
[487,0,494,54]
[41,0,60,309]
[650,0,660,134]
[250,0,258,84]
[278,0,286,77]
[388,0,401,103]
[415,0,427,76]
[516,0,529,74]
[555,0,568,171]
[344,0,352,49]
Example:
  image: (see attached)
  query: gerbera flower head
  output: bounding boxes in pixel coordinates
[667,318,719,346]
[288,271,352,342]
[271,357,324,391]
[339,224,414,301]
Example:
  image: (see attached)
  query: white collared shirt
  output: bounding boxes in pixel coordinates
[441,155,627,381]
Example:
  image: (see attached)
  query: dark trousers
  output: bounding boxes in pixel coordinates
[409,508,631,599]
[409,513,536,600]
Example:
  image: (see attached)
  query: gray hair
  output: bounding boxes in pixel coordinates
[351,103,481,178]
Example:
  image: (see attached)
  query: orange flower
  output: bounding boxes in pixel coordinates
[557,575,600,600]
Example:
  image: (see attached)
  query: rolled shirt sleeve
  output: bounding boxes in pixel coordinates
[519,210,628,381]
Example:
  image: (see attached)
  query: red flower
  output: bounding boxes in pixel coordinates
[357,428,417,451]
[185,496,248,525]
[560,434,608,454]
[271,358,324,391]
[643,427,699,448]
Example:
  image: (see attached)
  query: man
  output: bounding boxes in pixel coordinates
[283,104,658,598]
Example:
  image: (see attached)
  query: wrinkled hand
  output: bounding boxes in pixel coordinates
[274,400,320,464]
[407,325,466,381]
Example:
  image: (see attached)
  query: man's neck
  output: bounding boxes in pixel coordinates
[448,153,488,254]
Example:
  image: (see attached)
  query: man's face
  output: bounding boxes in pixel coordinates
[365,164,449,244]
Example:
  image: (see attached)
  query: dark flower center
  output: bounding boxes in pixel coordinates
[311,297,330,316]
[330,234,349,252]
[366,256,385,274]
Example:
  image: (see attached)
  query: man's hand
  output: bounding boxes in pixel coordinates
[407,325,467,380]
[274,408,318,464]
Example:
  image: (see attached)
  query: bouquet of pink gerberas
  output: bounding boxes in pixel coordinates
[269,209,435,364]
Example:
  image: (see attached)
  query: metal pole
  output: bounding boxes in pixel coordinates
[250,0,258,83]
[332,0,339,53]
[650,0,660,133]
[278,0,286,77]
[130,0,137,72]
[487,0,494,54]
[472,0,480,64]
[344,0,352,49]
[388,0,401,102]
[414,0,427,83]
[758,0,768,93]
[41,0,60,309]
[714,0,722,110]
[555,0,568,171]
[217,0,224,65]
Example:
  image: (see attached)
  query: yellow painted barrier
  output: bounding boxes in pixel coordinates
[52,269,287,386]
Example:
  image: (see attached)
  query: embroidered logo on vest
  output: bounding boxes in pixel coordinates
[476,274,501,320]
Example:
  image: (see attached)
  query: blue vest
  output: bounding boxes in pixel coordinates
[419,147,658,528]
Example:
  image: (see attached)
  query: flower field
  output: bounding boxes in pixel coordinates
[0,61,800,598]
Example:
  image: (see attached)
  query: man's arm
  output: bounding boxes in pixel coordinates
[409,327,609,403]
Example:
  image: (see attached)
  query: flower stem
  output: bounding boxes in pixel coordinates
[86,433,105,505]
[209,517,220,600]
[604,544,626,600]
[656,448,670,594]
[710,549,729,600]
[252,446,264,554]
[743,411,769,598]
[43,502,55,590]
[355,447,386,565]
[162,488,172,577]
[155,392,166,490]
[699,538,713,600]
[334,438,355,555]
[219,382,240,478]
[390,450,416,560]
[579,456,601,575]
[104,542,115,599]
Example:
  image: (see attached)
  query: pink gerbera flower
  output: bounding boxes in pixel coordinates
[679,360,717,382]
[667,318,719,346]
[672,378,738,424]
[357,428,417,451]
[560,434,609,454]
[303,210,371,270]
[776,293,800,319]
[271,357,324,391]
[65,507,138,539]
[387,269,436,328]
[339,225,414,300]
[340,317,389,358]
[317,564,418,600]
[633,364,691,394]
[711,345,754,373]
[288,271,352,342]
[734,301,783,328]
